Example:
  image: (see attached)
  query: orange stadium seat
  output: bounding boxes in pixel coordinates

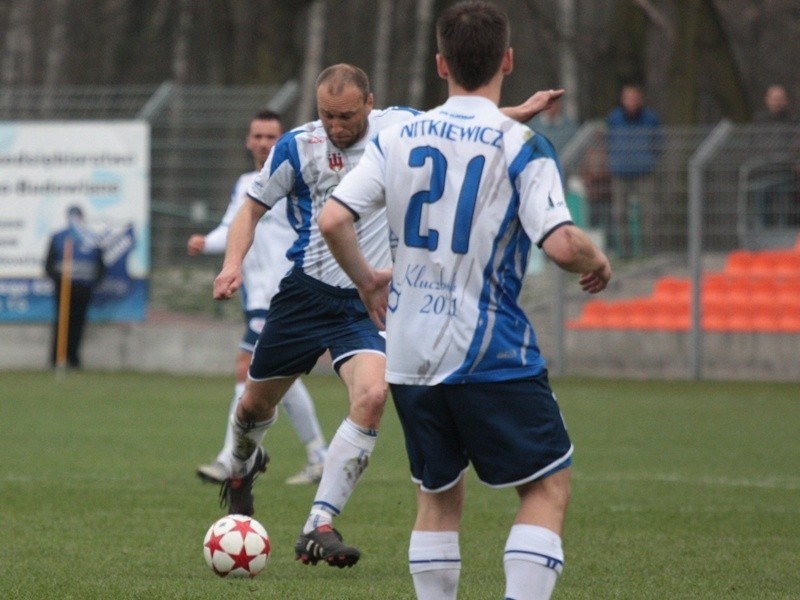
[652,277,691,302]
[566,299,609,329]
[702,273,733,301]
[771,251,800,277]
[650,297,690,331]
[750,301,782,332]
[626,298,659,330]
[725,250,755,276]
[702,298,733,332]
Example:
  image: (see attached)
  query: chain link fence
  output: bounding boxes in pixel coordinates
[2,87,798,377]
[542,119,800,378]
[1,82,297,318]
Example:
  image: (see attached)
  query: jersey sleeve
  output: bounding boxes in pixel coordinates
[514,135,573,246]
[330,137,387,219]
[246,134,298,210]
[203,174,250,253]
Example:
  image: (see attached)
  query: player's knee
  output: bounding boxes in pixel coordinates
[350,378,388,420]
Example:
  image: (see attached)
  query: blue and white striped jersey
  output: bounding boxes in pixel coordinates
[247,107,419,288]
[204,171,295,311]
[332,96,573,385]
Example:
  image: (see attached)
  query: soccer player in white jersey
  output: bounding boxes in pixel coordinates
[319,2,611,598]
[187,110,328,487]
[214,63,564,568]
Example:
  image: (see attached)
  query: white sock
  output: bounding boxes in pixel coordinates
[303,418,376,532]
[503,525,564,600]
[280,379,328,464]
[228,411,276,477]
[215,382,245,464]
[408,531,460,600]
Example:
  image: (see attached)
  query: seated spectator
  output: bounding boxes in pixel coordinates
[751,84,798,227]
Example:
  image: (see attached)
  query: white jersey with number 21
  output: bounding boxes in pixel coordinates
[332,95,573,385]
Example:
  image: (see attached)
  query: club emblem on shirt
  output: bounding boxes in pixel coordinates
[328,152,344,172]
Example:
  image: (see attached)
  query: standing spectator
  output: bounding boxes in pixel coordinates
[527,96,577,153]
[752,84,798,226]
[756,84,792,123]
[45,205,105,369]
[187,110,328,486]
[606,82,662,258]
[319,2,611,597]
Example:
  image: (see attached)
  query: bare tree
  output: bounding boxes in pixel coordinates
[408,0,435,108]
[1,0,35,86]
[172,0,192,84]
[43,0,68,89]
[372,0,394,102]
[297,0,326,123]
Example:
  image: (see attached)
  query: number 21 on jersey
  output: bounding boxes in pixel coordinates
[404,146,485,254]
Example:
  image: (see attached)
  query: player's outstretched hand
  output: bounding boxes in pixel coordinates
[213,264,242,300]
[358,268,393,331]
[507,89,565,122]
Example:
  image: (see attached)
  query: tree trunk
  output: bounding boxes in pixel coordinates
[1,0,35,86]
[408,0,435,109]
[372,0,394,104]
[172,0,192,85]
[40,0,69,114]
[296,0,327,123]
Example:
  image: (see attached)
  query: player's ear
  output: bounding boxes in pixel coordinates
[436,54,449,80]
[366,92,374,110]
[501,48,514,76]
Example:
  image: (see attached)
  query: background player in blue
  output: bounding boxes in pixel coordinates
[320,2,611,598]
[214,63,564,568]
[186,110,328,486]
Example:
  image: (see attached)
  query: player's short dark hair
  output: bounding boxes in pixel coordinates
[315,64,371,102]
[436,1,510,92]
[252,109,282,124]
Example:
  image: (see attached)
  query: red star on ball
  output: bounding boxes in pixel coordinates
[229,517,258,539]
[229,543,258,574]
[204,531,225,558]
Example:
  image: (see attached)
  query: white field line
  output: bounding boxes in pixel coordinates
[574,472,800,491]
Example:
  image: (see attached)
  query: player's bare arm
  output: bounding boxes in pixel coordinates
[213,198,267,300]
[542,225,612,294]
[501,89,565,123]
[318,198,392,329]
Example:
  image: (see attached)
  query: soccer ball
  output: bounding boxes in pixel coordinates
[203,514,271,577]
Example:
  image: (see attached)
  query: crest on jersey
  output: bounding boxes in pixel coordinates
[328,152,344,172]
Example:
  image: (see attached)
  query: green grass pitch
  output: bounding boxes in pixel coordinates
[1,372,798,599]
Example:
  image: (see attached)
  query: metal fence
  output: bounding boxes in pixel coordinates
[547,119,800,378]
[2,87,798,378]
[558,120,800,257]
[0,82,298,267]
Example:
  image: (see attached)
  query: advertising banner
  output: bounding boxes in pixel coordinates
[0,121,149,322]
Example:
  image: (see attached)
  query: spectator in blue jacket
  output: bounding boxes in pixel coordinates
[606,82,662,257]
[45,205,105,369]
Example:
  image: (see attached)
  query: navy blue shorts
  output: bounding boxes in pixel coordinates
[239,308,268,353]
[390,371,572,492]
[249,269,385,379]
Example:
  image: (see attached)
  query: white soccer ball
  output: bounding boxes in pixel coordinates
[203,514,271,577]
